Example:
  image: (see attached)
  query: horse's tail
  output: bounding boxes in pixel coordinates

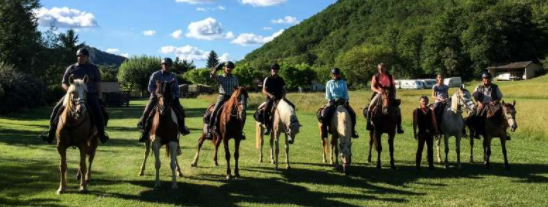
[256,122,262,149]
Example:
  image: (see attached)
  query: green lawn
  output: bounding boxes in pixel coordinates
[1,77,548,207]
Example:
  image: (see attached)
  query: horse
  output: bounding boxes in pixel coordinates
[475,101,517,170]
[318,102,353,175]
[138,80,182,189]
[433,85,475,169]
[56,75,99,194]
[367,90,398,169]
[190,87,248,180]
[256,99,301,170]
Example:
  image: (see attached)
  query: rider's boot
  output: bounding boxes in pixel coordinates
[39,125,56,144]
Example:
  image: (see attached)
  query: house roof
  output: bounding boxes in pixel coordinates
[487,61,534,70]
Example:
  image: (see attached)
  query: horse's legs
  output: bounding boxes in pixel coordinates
[274,132,280,170]
[375,132,382,169]
[456,135,462,169]
[169,141,179,189]
[153,140,161,189]
[78,145,88,193]
[388,133,396,170]
[257,123,264,163]
[234,138,241,178]
[483,136,492,169]
[436,135,442,163]
[332,136,339,170]
[140,140,151,175]
[501,137,510,170]
[444,135,450,169]
[224,138,232,180]
[190,134,206,167]
[176,159,183,177]
[469,135,474,163]
[86,139,98,182]
[367,130,374,163]
[284,133,291,170]
[214,136,222,166]
[57,146,67,195]
[322,137,328,163]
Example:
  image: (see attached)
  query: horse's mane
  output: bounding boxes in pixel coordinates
[277,99,298,128]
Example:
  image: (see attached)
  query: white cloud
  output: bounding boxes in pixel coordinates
[171,29,183,39]
[120,53,130,58]
[241,0,287,7]
[175,0,218,4]
[196,7,207,12]
[263,27,273,30]
[143,30,156,36]
[106,48,120,54]
[271,16,299,24]
[186,18,234,40]
[197,5,226,12]
[231,29,284,46]
[218,6,226,10]
[34,7,97,28]
[219,53,231,62]
[160,45,212,61]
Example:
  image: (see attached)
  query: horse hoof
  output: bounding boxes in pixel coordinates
[154,183,161,189]
[235,173,241,178]
[390,165,397,170]
[76,174,81,180]
[214,163,219,167]
[56,189,65,195]
[79,187,88,194]
[190,163,197,168]
[172,184,179,190]
[177,173,183,178]
[505,166,511,171]
[286,166,291,170]
[457,165,463,169]
[138,172,144,176]
[445,165,449,169]
[226,175,232,180]
[367,158,372,163]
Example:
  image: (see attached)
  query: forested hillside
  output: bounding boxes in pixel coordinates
[242,0,548,86]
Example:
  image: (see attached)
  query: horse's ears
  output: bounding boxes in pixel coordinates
[460,84,465,90]
[513,100,516,106]
[69,75,75,85]
[83,75,89,83]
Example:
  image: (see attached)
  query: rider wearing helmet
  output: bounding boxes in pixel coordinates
[321,68,359,138]
[470,72,504,139]
[261,63,295,135]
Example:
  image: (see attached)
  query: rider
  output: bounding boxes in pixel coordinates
[137,57,190,142]
[366,63,404,134]
[321,68,359,138]
[261,63,295,135]
[39,48,109,144]
[205,61,244,140]
[431,74,449,129]
[471,72,504,139]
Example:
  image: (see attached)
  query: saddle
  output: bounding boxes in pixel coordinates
[254,101,279,123]
[485,104,501,119]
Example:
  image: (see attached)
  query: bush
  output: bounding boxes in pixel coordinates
[0,62,47,114]
[117,56,160,97]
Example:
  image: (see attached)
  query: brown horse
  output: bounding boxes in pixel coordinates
[56,75,99,194]
[190,87,248,180]
[477,101,517,170]
[139,80,182,189]
[367,90,398,169]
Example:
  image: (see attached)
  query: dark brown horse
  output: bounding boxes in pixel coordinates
[367,90,398,169]
[190,87,248,179]
[56,75,99,194]
[139,80,182,189]
[475,101,518,170]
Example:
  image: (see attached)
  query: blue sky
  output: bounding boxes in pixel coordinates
[37,0,336,67]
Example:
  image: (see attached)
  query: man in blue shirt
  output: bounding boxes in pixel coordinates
[137,58,190,142]
[321,68,358,138]
[39,48,110,144]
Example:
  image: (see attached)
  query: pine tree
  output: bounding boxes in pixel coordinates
[206,50,219,68]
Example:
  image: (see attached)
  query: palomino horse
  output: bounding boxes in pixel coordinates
[367,90,397,169]
[256,99,301,170]
[56,75,99,194]
[318,103,353,175]
[476,101,517,170]
[433,86,475,169]
[190,87,248,179]
[139,80,182,189]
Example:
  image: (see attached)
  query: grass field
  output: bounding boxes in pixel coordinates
[1,76,548,206]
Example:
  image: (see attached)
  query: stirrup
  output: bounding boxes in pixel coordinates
[139,132,149,143]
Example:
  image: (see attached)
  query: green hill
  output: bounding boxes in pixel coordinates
[88,47,127,66]
[242,0,548,85]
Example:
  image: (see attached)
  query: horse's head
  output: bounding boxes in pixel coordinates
[286,112,302,142]
[457,85,475,112]
[381,89,392,115]
[156,80,174,116]
[339,136,352,175]
[231,86,248,120]
[502,100,518,132]
[65,75,88,120]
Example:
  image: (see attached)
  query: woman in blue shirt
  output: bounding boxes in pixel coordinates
[321,68,358,138]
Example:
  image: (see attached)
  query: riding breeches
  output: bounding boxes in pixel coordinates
[209,95,230,127]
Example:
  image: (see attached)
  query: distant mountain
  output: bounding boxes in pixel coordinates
[87,47,127,66]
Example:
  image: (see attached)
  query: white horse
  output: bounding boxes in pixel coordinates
[435,85,475,169]
[318,104,353,175]
[256,99,301,170]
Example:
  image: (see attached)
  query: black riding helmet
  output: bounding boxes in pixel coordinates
[271,63,280,70]
[331,68,341,74]
[76,48,89,56]
[482,72,492,79]
[162,57,173,65]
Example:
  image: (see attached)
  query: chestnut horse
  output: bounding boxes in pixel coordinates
[190,87,248,180]
[139,80,182,189]
[56,75,99,194]
[367,90,398,169]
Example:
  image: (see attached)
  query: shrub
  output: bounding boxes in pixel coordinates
[0,62,47,114]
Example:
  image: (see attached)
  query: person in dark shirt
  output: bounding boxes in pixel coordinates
[39,48,109,144]
[261,63,295,135]
[413,96,439,170]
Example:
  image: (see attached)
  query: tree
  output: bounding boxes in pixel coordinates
[206,50,219,68]
[279,63,317,91]
[0,0,43,74]
[117,56,160,97]
[335,44,397,88]
[183,68,217,86]
[172,57,196,75]
[99,65,118,82]
[232,63,265,87]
